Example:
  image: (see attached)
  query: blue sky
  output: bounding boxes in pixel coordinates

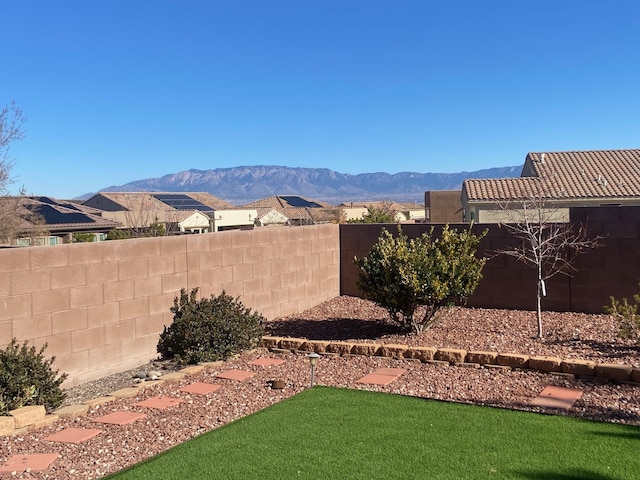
[2,1,639,199]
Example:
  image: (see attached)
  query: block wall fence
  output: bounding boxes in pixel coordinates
[2,205,639,388]
[0,224,340,387]
[340,205,640,314]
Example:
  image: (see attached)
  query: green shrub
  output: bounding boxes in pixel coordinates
[157,288,264,365]
[355,225,487,333]
[604,287,640,342]
[0,339,67,415]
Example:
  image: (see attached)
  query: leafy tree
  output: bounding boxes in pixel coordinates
[349,202,396,223]
[73,232,96,243]
[355,225,486,333]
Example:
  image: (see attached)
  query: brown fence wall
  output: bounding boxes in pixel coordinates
[0,224,340,387]
[340,206,640,314]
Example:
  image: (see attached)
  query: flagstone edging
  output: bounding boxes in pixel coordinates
[261,335,640,383]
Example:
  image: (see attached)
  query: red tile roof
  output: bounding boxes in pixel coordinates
[464,149,640,201]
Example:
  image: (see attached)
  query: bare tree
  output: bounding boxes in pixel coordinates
[495,177,601,338]
[0,101,25,194]
[0,101,27,243]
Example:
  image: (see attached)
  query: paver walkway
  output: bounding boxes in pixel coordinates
[0,355,588,475]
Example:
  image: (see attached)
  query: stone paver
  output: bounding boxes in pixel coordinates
[0,454,58,473]
[249,358,286,367]
[44,427,103,444]
[94,411,147,425]
[216,369,255,381]
[179,382,222,395]
[356,367,407,386]
[136,396,183,410]
[530,386,583,411]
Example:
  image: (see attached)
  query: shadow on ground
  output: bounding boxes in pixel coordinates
[264,317,403,341]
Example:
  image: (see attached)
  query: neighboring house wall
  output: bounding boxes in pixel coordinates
[340,205,640,315]
[0,224,340,387]
[212,209,258,232]
[475,206,570,224]
[424,190,462,223]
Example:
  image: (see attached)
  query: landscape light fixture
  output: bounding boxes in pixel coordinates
[307,352,320,387]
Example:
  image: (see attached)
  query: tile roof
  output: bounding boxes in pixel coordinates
[243,195,333,210]
[242,195,336,222]
[1,197,122,232]
[464,149,640,201]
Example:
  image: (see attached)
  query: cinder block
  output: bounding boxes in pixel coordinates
[53,404,89,419]
[159,372,186,383]
[378,344,409,359]
[0,416,15,436]
[466,351,498,365]
[561,359,596,377]
[351,343,381,356]
[9,405,46,428]
[302,340,330,353]
[528,356,562,373]
[108,387,140,398]
[179,365,205,375]
[261,336,284,349]
[595,363,632,381]
[279,338,307,351]
[407,346,437,362]
[496,353,529,369]
[434,348,467,364]
[326,342,356,355]
[29,414,59,431]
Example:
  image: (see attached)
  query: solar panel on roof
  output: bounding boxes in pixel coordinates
[27,205,94,225]
[279,196,323,208]
[152,194,214,212]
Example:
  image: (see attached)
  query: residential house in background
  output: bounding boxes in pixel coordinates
[243,195,341,226]
[83,192,256,233]
[461,149,640,223]
[340,201,426,223]
[0,196,122,246]
[424,190,463,223]
[253,207,290,227]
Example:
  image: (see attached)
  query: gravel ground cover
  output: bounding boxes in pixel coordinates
[2,296,639,479]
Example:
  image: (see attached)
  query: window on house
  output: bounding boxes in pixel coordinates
[16,238,31,247]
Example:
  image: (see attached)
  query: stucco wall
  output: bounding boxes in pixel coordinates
[0,224,340,387]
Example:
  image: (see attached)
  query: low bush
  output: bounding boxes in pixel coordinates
[0,339,67,415]
[157,288,264,365]
[604,287,640,342]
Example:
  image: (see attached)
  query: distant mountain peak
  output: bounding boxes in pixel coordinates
[78,165,522,205]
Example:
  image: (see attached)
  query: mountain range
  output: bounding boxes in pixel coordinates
[82,164,523,205]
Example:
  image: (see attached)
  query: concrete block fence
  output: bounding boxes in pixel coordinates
[0,224,340,387]
[2,204,640,388]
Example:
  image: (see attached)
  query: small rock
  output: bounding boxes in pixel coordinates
[148,370,163,378]
[134,371,147,379]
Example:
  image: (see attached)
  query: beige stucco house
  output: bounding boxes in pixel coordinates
[461,149,640,223]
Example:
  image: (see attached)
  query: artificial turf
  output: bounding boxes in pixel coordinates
[106,386,640,479]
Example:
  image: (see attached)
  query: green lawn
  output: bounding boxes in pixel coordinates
[106,387,640,480]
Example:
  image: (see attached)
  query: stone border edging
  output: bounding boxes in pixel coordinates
[0,361,226,437]
[261,336,640,383]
